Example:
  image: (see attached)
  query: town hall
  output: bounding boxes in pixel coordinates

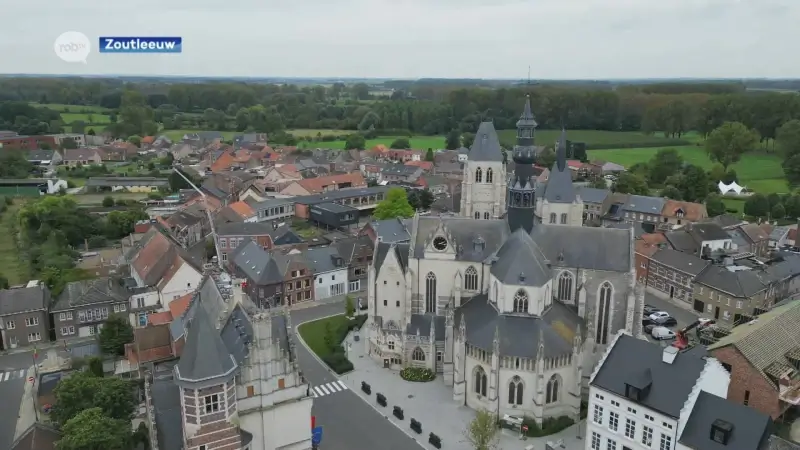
[364,97,645,423]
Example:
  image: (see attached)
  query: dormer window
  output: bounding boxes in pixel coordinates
[710,419,733,445]
[625,384,641,401]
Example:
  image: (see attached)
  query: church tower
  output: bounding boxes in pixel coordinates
[459,122,506,219]
[507,95,538,233]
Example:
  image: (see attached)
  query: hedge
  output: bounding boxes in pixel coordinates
[400,367,435,382]
[317,315,367,374]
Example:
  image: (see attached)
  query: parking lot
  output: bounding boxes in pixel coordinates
[642,291,703,342]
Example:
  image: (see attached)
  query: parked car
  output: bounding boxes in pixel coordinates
[656,317,678,327]
[644,324,656,334]
[651,326,676,340]
[649,311,670,322]
[643,304,661,316]
[642,317,653,326]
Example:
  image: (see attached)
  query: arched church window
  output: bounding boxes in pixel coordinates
[412,347,425,361]
[557,272,573,302]
[474,211,480,219]
[475,167,483,183]
[513,289,529,313]
[474,366,487,396]
[425,272,437,313]
[596,282,613,345]
[549,213,556,224]
[560,213,567,224]
[508,376,524,405]
[486,168,493,183]
[484,212,490,220]
[464,266,478,291]
[546,375,560,404]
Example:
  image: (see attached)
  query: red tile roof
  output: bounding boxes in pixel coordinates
[405,160,433,171]
[169,293,193,319]
[228,201,255,218]
[148,311,173,325]
[295,172,366,194]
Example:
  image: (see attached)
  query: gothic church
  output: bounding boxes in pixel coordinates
[365,97,644,423]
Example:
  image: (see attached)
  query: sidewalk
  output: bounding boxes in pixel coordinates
[289,290,361,311]
[14,366,37,441]
[339,328,587,450]
[0,336,96,357]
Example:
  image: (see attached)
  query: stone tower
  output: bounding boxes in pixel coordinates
[507,95,539,233]
[175,305,242,450]
[459,122,507,220]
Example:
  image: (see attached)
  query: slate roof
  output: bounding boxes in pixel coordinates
[10,422,61,450]
[367,217,412,244]
[577,187,610,204]
[334,235,374,265]
[591,333,708,418]
[468,122,505,162]
[26,149,57,162]
[175,300,238,384]
[406,314,446,340]
[708,300,800,389]
[769,226,791,242]
[217,221,274,236]
[679,391,772,450]
[230,240,288,285]
[542,130,576,204]
[690,222,733,242]
[50,278,129,312]
[0,285,50,316]
[305,246,345,274]
[650,248,710,276]
[293,185,391,205]
[374,242,410,276]
[624,195,665,215]
[452,295,582,358]
[694,265,771,298]
[412,217,509,262]
[382,165,420,176]
[529,225,632,272]
[151,377,183,450]
[490,228,551,287]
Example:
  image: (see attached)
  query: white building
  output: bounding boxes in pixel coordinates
[365,98,646,424]
[585,332,732,450]
[306,246,349,300]
[146,273,314,450]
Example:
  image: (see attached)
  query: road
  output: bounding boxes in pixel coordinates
[0,351,33,450]
[643,291,703,342]
[291,302,423,450]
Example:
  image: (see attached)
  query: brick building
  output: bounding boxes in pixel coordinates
[707,299,800,419]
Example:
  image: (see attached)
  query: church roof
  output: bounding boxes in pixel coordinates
[529,225,632,272]
[454,295,582,358]
[542,129,576,204]
[467,122,505,162]
[374,242,409,275]
[175,301,237,384]
[411,217,509,262]
[490,228,551,287]
[516,95,538,128]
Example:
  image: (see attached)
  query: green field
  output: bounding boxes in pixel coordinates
[34,103,112,113]
[498,129,684,147]
[588,146,789,194]
[70,193,150,205]
[61,113,112,124]
[289,129,351,137]
[160,129,238,141]
[298,135,447,150]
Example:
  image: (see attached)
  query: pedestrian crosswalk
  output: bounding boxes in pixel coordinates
[0,369,26,383]
[311,380,349,398]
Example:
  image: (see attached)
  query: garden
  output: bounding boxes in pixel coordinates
[400,367,435,382]
[298,313,367,374]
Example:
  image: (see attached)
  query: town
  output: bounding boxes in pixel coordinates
[0,77,799,450]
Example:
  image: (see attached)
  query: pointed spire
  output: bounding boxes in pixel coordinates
[445,302,454,326]
[516,95,537,128]
[537,326,545,360]
[556,128,567,172]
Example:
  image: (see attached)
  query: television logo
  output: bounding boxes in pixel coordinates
[54,31,91,64]
[99,37,182,53]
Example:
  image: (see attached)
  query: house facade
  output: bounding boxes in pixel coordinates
[307,247,349,300]
[0,282,51,350]
[50,278,130,339]
[646,249,709,305]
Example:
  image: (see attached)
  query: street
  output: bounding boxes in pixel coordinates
[643,290,703,338]
[291,303,424,450]
[0,351,34,450]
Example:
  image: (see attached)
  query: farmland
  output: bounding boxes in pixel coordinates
[34,103,111,113]
[498,129,689,148]
[587,146,789,194]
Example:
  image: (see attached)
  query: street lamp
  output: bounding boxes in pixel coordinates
[172,168,223,270]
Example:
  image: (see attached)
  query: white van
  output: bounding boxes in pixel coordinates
[651,326,676,340]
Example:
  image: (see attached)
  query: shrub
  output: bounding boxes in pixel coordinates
[376,393,387,407]
[400,367,435,382]
[428,432,442,449]
[322,352,353,374]
[521,415,576,437]
[361,381,371,394]
[410,418,422,434]
[393,406,404,420]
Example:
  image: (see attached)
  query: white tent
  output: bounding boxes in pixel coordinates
[718,181,745,195]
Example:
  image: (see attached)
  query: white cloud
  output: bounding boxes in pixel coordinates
[1,0,798,78]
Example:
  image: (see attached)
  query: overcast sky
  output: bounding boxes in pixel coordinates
[2,0,798,79]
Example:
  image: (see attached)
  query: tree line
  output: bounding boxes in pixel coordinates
[3,77,800,147]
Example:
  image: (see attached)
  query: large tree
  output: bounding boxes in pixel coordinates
[99,315,134,356]
[704,193,726,217]
[52,371,136,426]
[373,188,415,220]
[56,407,132,450]
[445,129,461,150]
[777,120,800,186]
[612,172,649,195]
[647,148,684,186]
[704,122,760,170]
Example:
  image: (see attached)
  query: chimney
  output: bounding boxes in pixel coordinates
[662,346,678,364]
[710,419,734,445]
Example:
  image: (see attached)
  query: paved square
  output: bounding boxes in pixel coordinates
[340,324,587,450]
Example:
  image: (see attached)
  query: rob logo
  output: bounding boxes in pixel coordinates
[54,31,91,64]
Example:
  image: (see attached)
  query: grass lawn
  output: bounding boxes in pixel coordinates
[160,129,238,141]
[33,103,112,113]
[498,129,685,147]
[61,113,112,124]
[588,146,789,194]
[298,315,350,358]
[289,129,351,137]
[0,201,29,285]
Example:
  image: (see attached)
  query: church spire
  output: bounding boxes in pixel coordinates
[507,97,538,234]
[556,128,567,172]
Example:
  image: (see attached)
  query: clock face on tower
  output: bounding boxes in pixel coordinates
[433,236,448,251]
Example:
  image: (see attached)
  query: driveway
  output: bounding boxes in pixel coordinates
[291,303,423,450]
